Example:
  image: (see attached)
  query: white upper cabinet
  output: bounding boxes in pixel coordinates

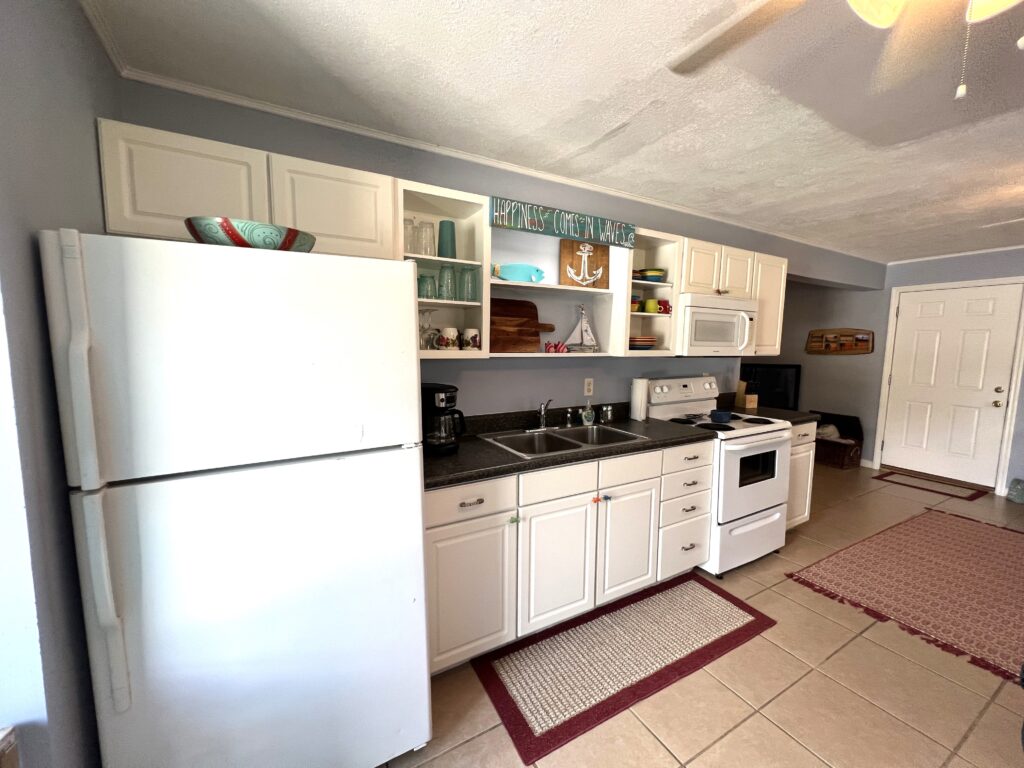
[98,119,270,240]
[720,247,755,298]
[682,239,722,294]
[269,155,395,259]
[751,253,788,355]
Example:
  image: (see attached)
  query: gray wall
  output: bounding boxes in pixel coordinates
[768,280,890,462]
[0,0,117,765]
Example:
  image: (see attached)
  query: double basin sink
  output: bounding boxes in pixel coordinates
[480,424,647,460]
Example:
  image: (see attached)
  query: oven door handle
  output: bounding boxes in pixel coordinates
[730,510,783,536]
[720,431,792,452]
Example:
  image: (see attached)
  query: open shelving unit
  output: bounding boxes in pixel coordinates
[610,227,684,357]
[400,180,491,359]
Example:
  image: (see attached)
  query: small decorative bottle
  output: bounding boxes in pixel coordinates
[581,401,595,426]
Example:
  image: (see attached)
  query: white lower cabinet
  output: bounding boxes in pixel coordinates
[517,491,598,636]
[595,478,660,606]
[787,442,815,529]
[424,510,518,673]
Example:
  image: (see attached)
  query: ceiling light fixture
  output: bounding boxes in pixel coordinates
[966,0,1024,22]
[845,0,907,28]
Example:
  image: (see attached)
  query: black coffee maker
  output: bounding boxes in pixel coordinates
[421,383,466,455]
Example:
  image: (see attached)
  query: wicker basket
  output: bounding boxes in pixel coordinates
[811,410,864,470]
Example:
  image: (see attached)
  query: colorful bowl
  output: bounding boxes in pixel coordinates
[185,217,316,252]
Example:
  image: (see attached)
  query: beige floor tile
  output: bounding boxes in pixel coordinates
[779,534,836,566]
[631,670,752,764]
[763,672,950,768]
[705,635,810,707]
[535,711,677,768]
[423,726,530,768]
[819,637,988,749]
[862,622,1002,698]
[686,713,827,768]
[747,590,855,666]
[958,703,1024,768]
[732,553,802,587]
[390,665,500,768]
[791,518,867,549]
[821,491,928,535]
[696,568,765,600]
[946,757,978,768]
[771,578,875,632]
[995,682,1024,716]
[871,481,950,506]
[935,495,1024,527]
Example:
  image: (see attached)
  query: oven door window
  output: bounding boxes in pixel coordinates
[738,449,777,486]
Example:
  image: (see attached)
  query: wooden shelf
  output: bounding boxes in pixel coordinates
[626,349,674,356]
[489,352,612,358]
[404,253,482,268]
[419,349,488,360]
[417,298,482,309]
[631,279,674,290]
[630,312,672,319]
[490,279,613,296]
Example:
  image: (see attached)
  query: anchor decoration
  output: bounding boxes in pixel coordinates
[567,242,603,286]
[559,239,610,289]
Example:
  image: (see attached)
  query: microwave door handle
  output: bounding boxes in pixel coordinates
[738,311,752,352]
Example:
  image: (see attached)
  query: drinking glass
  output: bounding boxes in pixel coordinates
[417,274,437,299]
[416,222,436,256]
[437,264,456,301]
[403,218,416,254]
[437,220,457,258]
[458,267,477,301]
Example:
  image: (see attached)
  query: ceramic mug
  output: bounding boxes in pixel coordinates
[658,300,672,314]
[461,328,481,350]
[643,298,660,314]
[437,327,459,349]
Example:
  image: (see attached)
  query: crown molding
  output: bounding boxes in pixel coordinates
[79,0,128,75]
[887,242,1024,266]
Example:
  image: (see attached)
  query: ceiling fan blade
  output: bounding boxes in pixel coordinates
[870,0,963,92]
[669,0,808,74]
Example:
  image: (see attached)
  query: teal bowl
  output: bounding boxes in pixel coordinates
[185,217,316,252]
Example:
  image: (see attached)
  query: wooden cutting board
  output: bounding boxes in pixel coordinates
[490,298,555,353]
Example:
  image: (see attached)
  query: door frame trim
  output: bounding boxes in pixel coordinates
[873,277,1024,496]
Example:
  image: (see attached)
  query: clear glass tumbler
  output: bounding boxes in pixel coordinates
[403,218,416,254]
[437,264,456,301]
[457,267,477,301]
[416,222,436,256]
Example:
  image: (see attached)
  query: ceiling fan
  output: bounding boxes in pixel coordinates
[669,0,1024,96]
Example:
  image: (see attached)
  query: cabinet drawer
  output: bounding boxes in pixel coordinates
[598,450,662,489]
[792,425,816,446]
[658,514,711,580]
[519,461,598,506]
[424,477,517,528]
[661,466,713,501]
[660,490,712,528]
[662,441,715,473]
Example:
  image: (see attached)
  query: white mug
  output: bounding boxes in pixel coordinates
[462,328,480,350]
[438,327,459,349]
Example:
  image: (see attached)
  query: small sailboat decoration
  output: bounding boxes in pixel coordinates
[565,304,599,353]
[566,242,604,286]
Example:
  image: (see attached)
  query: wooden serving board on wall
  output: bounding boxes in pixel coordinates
[805,328,874,354]
[558,239,609,289]
[490,298,555,353]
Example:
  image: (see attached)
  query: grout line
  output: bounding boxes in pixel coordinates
[626,709,682,767]
[857,632,1001,699]
[940,687,1001,767]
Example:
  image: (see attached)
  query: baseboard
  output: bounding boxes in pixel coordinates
[860,459,878,469]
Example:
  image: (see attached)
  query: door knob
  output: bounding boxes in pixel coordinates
[993,400,1004,407]
[994,386,1005,393]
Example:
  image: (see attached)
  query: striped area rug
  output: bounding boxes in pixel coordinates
[472,573,774,764]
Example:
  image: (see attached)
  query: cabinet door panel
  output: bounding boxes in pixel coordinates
[425,512,517,672]
[752,253,788,355]
[721,247,755,299]
[596,478,659,606]
[99,120,270,240]
[518,492,596,636]
[270,155,394,259]
[658,514,712,580]
[786,444,814,529]
[683,240,722,294]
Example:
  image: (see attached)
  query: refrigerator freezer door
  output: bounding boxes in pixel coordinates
[73,447,430,768]
[41,230,420,490]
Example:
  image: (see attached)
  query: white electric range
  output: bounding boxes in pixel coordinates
[631,376,791,575]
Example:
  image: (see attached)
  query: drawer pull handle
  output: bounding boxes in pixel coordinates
[459,498,485,509]
[685,455,700,461]
[680,543,697,551]
[684,480,699,487]
[683,505,697,513]
[798,432,810,438]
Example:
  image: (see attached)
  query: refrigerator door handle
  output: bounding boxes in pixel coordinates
[60,229,102,489]
[82,493,132,713]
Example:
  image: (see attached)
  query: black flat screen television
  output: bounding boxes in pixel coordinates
[738,363,801,411]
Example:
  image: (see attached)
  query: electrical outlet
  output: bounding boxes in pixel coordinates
[583,378,594,397]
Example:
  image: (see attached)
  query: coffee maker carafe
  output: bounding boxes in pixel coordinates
[421,383,465,455]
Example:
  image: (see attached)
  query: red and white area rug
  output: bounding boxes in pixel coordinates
[789,509,1023,680]
[472,572,774,764]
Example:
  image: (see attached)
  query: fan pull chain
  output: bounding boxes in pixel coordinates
[956,0,975,98]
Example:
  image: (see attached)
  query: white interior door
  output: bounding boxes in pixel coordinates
[883,284,1023,486]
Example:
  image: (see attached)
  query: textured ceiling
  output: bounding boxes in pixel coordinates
[82,0,1024,262]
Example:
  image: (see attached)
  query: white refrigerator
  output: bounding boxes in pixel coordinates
[40,229,431,768]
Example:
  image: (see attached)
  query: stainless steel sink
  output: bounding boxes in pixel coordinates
[558,425,646,446]
[480,425,646,459]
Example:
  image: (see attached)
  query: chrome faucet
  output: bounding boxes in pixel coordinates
[538,399,553,429]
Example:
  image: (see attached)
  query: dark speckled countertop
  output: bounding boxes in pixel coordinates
[423,418,714,490]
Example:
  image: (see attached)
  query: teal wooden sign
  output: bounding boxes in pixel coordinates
[490,196,636,248]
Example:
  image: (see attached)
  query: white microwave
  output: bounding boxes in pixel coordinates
[676,294,757,356]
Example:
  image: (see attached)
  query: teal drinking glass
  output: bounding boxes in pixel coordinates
[417,274,437,299]
[437,264,457,300]
[437,220,457,259]
[458,267,477,301]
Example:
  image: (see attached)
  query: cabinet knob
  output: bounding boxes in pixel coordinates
[592,496,602,504]
[508,515,521,524]
[680,543,697,551]
[459,498,485,509]
[684,480,699,487]
[602,494,612,502]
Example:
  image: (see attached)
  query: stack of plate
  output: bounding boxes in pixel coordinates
[635,268,667,282]
[629,335,658,350]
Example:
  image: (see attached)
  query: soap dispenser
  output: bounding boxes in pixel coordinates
[581,400,595,426]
